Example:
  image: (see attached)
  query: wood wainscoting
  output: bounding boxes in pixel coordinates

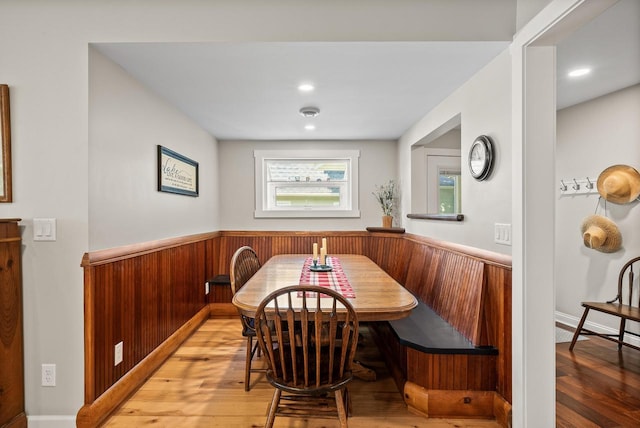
[78,230,511,427]
[77,232,219,427]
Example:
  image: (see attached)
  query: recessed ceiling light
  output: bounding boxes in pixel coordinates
[299,106,320,118]
[568,68,591,78]
[304,124,316,131]
[298,83,315,92]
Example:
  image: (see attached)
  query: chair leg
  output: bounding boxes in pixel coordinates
[265,389,281,428]
[244,335,253,391]
[569,308,590,351]
[335,389,348,428]
[344,386,351,417]
[618,318,626,351]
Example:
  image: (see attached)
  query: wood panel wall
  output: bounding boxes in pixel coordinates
[81,232,218,404]
[79,229,511,425]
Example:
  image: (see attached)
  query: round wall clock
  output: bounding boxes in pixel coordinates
[468,135,494,181]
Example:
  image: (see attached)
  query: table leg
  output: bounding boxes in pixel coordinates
[352,360,376,381]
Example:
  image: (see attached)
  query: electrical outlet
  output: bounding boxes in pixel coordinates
[114,341,123,366]
[42,363,56,387]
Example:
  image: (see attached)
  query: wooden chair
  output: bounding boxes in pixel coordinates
[229,246,264,391]
[570,256,640,351]
[254,285,359,428]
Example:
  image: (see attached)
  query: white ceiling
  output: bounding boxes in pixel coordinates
[556,0,640,110]
[94,0,639,141]
[95,41,508,140]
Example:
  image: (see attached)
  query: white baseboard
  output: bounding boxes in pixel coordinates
[27,415,76,428]
[555,310,640,348]
[554,311,581,330]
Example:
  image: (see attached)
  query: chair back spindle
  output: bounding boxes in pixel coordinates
[629,264,634,307]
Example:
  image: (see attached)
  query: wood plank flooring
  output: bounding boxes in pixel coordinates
[104,319,501,427]
[103,319,640,427]
[556,326,640,427]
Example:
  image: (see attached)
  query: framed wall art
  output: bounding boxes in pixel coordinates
[157,145,199,197]
[0,84,12,203]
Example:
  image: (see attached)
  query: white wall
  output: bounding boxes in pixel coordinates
[399,49,512,254]
[555,84,640,328]
[89,48,219,250]
[219,140,397,230]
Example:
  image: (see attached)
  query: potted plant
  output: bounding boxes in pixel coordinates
[372,180,396,228]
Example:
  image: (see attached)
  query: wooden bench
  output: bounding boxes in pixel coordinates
[389,301,498,356]
[368,236,511,426]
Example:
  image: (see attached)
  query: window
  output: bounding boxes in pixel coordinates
[426,151,461,213]
[254,150,360,218]
[437,168,461,213]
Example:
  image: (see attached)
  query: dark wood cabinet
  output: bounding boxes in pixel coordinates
[0,219,26,428]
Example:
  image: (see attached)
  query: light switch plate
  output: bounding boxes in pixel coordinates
[494,223,512,245]
[33,218,57,241]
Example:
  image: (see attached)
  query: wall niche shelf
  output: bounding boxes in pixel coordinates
[407,213,464,222]
[366,226,406,234]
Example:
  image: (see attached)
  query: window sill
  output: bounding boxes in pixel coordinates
[406,213,464,221]
[254,209,360,219]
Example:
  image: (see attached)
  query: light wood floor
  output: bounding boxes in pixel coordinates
[104,319,502,427]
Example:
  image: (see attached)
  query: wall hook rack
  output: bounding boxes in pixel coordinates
[559,176,598,196]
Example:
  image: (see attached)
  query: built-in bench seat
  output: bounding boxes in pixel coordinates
[366,234,511,427]
[389,301,498,356]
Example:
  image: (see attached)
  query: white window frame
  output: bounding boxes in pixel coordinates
[254,149,360,218]
[426,148,461,213]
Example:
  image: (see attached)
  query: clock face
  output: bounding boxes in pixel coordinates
[470,144,486,174]
[468,135,494,181]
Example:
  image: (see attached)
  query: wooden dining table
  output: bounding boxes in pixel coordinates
[232,253,417,322]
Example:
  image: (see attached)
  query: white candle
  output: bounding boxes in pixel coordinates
[322,238,327,255]
[320,247,327,265]
[313,243,318,260]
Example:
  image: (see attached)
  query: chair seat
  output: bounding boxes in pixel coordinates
[581,301,640,323]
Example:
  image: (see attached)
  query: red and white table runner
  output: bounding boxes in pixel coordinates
[298,256,355,298]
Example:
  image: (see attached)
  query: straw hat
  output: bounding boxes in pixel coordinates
[581,215,622,253]
[597,164,640,204]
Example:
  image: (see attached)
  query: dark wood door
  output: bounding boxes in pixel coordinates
[0,219,26,428]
